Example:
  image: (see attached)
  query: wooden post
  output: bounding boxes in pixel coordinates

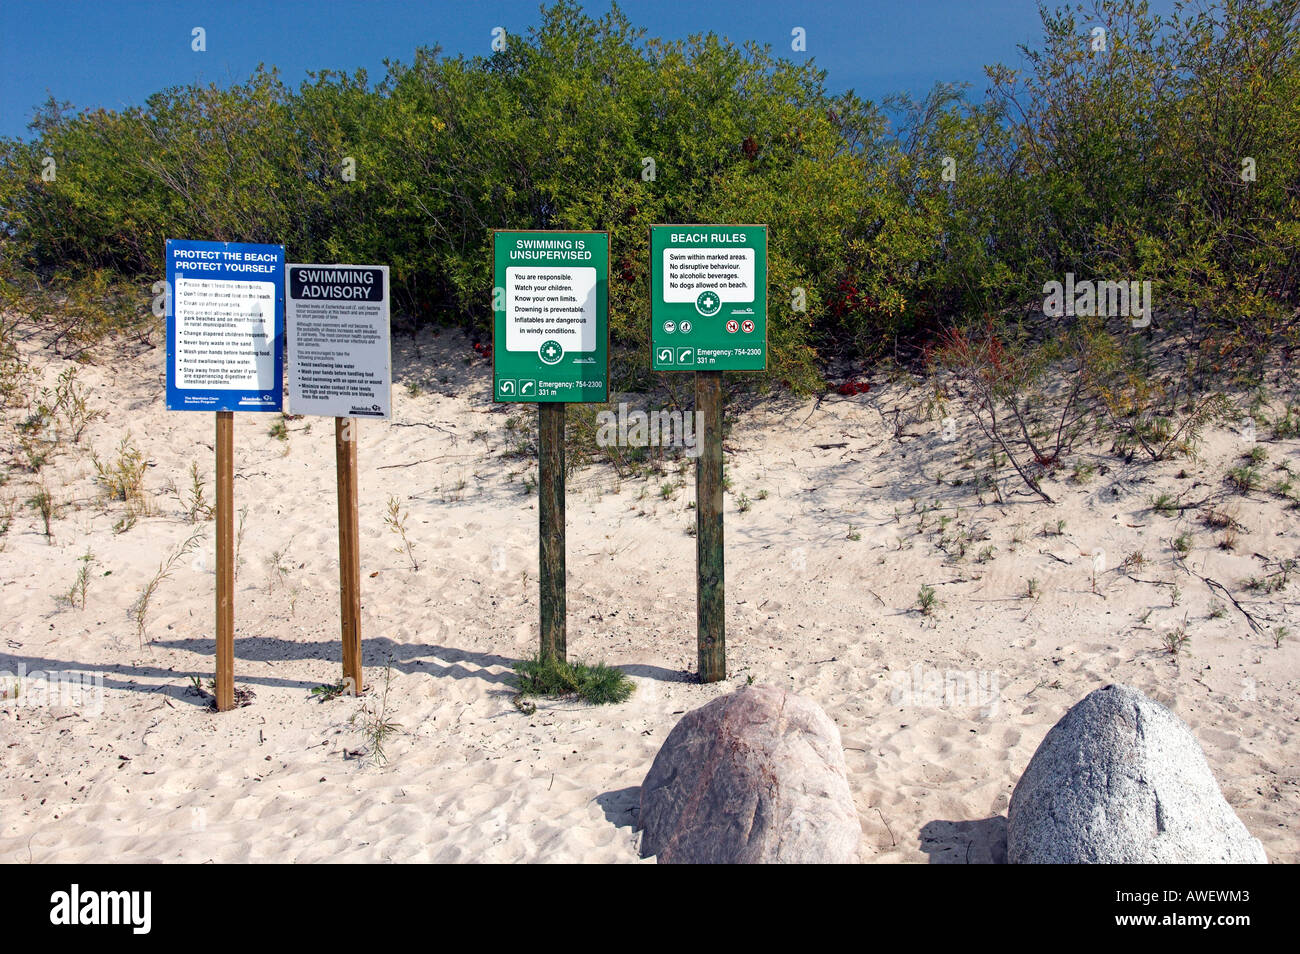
[214,411,235,712]
[696,370,725,682]
[335,417,363,694]
[538,402,566,662]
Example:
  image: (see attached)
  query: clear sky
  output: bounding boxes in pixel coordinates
[0,0,1180,140]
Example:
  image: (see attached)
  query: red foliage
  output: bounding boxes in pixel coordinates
[837,378,870,395]
[935,321,1020,390]
[828,274,878,318]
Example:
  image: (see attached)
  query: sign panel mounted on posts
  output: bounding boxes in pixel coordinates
[649,225,767,372]
[493,230,609,403]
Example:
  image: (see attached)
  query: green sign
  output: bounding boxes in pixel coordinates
[650,225,767,371]
[493,230,609,402]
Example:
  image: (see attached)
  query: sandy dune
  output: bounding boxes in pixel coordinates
[1,327,1296,863]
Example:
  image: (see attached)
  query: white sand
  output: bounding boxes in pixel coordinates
[1,327,1296,863]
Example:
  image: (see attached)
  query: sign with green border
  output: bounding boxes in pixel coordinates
[493,230,609,402]
[650,225,767,371]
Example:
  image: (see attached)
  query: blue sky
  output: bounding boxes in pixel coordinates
[0,0,1179,140]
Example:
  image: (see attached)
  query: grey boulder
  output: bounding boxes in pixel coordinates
[1008,683,1267,864]
[639,685,861,863]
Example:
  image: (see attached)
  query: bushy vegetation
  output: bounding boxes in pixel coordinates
[0,0,1296,394]
[513,652,635,705]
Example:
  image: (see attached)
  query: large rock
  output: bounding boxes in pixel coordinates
[638,685,860,863]
[1008,683,1267,863]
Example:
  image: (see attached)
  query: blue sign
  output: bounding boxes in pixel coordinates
[165,239,285,412]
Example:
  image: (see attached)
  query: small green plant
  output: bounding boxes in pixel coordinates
[268,543,293,593]
[1069,462,1096,484]
[131,527,205,645]
[1208,601,1227,619]
[65,547,95,610]
[846,525,861,541]
[512,652,635,705]
[269,416,289,441]
[1226,465,1259,494]
[27,483,57,540]
[91,432,147,501]
[916,583,938,616]
[384,495,418,571]
[1173,533,1193,556]
[659,481,676,500]
[1151,492,1178,516]
[1246,445,1267,464]
[1271,626,1288,649]
[1120,550,1146,574]
[234,505,249,580]
[736,492,752,513]
[311,681,348,703]
[349,659,402,765]
[1026,577,1040,599]
[0,494,13,551]
[976,544,997,563]
[1162,622,1191,657]
[183,460,212,522]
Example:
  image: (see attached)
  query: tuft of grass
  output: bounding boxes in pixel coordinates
[1226,465,1259,494]
[512,653,634,705]
[1162,622,1191,658]
[91,432,148,504]
[1150,492,1178,516]
[0,494,13,551]
[131,527,204,646]
[183,460,212,522]
[310,681,347,703]
[384,495,418,571]
[916,583,938,616]
[1173,532,1193,556]
[1120,550,1146,574]
[349,659,401,764]
[27,483,56,541]
[65,547,95,610]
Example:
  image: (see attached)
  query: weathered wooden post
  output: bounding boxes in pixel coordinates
[538,403,567,661]
[695,370,725,681]
[335,417,362,692]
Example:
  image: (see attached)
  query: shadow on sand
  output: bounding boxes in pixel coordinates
[918,815,1008,863]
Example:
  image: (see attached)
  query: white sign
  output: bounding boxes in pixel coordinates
[662,248,755,303]
[504,265,598,353]
[175,277,277,390]
[286,264,391,418]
